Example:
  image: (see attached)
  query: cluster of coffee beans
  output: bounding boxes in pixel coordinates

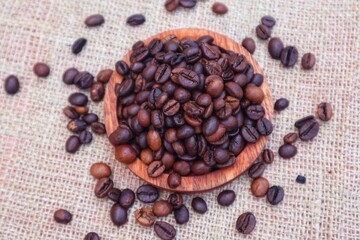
[164,0,198,12]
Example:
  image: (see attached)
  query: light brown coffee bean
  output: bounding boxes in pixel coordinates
[251,177,269,197]
[135,207,155,227]
[90,162,112,179]
[152,200,173,217]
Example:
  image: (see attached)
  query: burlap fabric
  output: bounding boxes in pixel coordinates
[0,0,359,239]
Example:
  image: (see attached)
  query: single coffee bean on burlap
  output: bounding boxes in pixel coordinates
[65,135,81,153]
[67,119,87,133]
[168,193,183,209]
[278,144,297,159]
[119,188,135,209]
[63,106,79,119]
[248,161,266,178]
[84,232,100,240]
[267,186,284,205]
[217,189,236,206]
[91,122,106,135]
[97,69,113,83]
[83,113,98,125]
[256,24,271,40]
[33,62,50,77]
[262,149,274,164]
[153,200,173,217]
[74,71,94,89]
[173,204,189,224]
[94,177,113,198]
[136,184,159,203]
[110,203,127,226]
[191,197,207,214]
[299,120,319,141]
[212,2,228,14]
[74,106,89,115]
[261,15,276,28]
[317,102,333,121]
[107,188,121,203]
[251,177,269,197]
[242,37,256,54]
[301,53,316,70]
[154,221,176,240]
[90,162,111,179]
[63,68,79,85]
[90,82,105,102]
[179,0,197,8]
[283,132,298,144]
[68,92,88,106]
[274,98,289,111]
[4,75,20,94]
[72,37,87,54]
[53,209,72,224]
[165,0,179,12]
[281,46,298,67]
[126,14,146,26]
[236,212,256,234]
[294,115,315,128]
[268,37,284,59]
[135,207,156,227]
[85,14,105,27]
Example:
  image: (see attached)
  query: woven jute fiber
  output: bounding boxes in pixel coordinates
[0,0,359,239]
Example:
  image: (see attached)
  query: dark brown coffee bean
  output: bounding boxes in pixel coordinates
[245,85,264,104]
[246,105,265,120]
[167,172,181,188]
[294,115,315,128]
[107,188,121,202]
[278,144,297,158]
[165,0,179,12]
[115,144,137,163]
[85,14,105,27]
[63,106,79,119]
[119,188,135,208]
[90,162,111,179]
[262,149,274,164]
[90,82,105,102]
[225,82,243,99]
[137,109,151,127]
[154,64,171,84]
[132,40,145,50]
[191,197,207,214]
[204,60,222,76]
[62,68,79,85]
[212,2,228,15]
[251,74,263,86]
[261,15,276,28]
[97,69,113,83]
[256,117,273,136]
[256,24,271,40]
[236,212,256,234]
[283,132,298,144]
[33,62,50,77]
[173,205,189,224]
[213,148,230,164]
[91,122,106,134]
[74,71,94,89]
[268,37,284,59]
[131,47,149,63]
[205,75,224,98]
[109,126,133,146]
[153,200,173,217]
[241,125,259,143]
[281,46,298,67]
[135,207,155,227]
[217,189,236,206]
[148,160,165,177]
[68,92,88,106]
[4,75,20,94]
[54,209,72,224]
[248,161,266,178]
[229,133,246,155]
[136,184,159,203]
[183,101,204,118]
[110,204,127,226]
[115,60,129,76]
[67,119,87,133]
[154,221,176,240]
[173,161,191,176]
[299,119,319,141]
[65,135,81,153]
[147,130,162,151]
[251,177,269,197]
[94,177,113,198]
[301,53,316,70]
[79,130,92,144]
[84,232,100,240]
[183,46,201,63]
[72,38,87,54]
[163,99,180,116]
[168,193,183,209]
[127,14,146,26]
[240,38,256,55]
[115,78,135,97]
[267,186,284,205]
[179,0,197,8]
[274,98,289,111]
[201,43,220,60]
[177,69,199,89]
[191,161,211,175]
[317,102,333,121]
[176,124,194,139]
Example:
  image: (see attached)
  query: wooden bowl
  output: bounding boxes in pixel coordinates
[104,28,273,193]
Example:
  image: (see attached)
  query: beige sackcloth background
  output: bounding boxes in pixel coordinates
[0,0,359,239]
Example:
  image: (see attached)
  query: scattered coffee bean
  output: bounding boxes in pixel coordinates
[127,14,146,26]
[179,0,197,8]
[173,204,189,224]
[267,185,284,205]
[107,188,122,202]
[85,14,105,27]
[299,119,319,141]
[154,221,176,240]
[274,98,289,111]
[294,115,315,128]
[110,203,127,226]
[74,71,94,89]
[4,75,20,94]
[278,144,297,159]
[63,106,79,119]
[217,189,236,206]
[251,177,269,197]
[168,193,183,209]
[84,232,100,240]
[75,106,89,115]
[153,200,173,217]
[262,149,274,164]
[167,172,181,188]
[91,122,106,134]
[236,212,256,234]
[89,82,105,102]
[212,2,228,15]
[165,0,179,12]
[119,188,135,208]
[301,53,316,70]
[283,132,298,144]
[115,144,137,163]
[256,24,271,40]
[65,135,81,153]
[296,175,306,184]
[33,62,50,77]
[241,38,256,54]
[268,37,284,59]
[97,69,113,83]
[83,113,98,125]
[90,162,111,179]
[53,209,72,224]
[79,130,92,144]
[68,92,88,106]
[248,161,266,178]
[63,68,79,85]
[280,46,298,67]
[135,207,156,227]
[94,177,113,198]
[261,15,276,28]
[191,197,207,214]
[317,102,333,121]
[136,184,159,203]
[72,38,87,55]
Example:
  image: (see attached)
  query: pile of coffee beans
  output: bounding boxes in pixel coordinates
[165,0,198,12]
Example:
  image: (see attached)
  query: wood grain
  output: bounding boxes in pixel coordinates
[104,28,273,193]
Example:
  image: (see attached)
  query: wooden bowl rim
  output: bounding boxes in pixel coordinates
[104,28,273,193]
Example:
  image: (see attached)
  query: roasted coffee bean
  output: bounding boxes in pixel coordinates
[148,160,165,177]
[91,122,106,134]
[261,15,276,28]
[198,35,214,44]
[201,43,220,60]
[296,175,306,184]
[176,124,194,139]
[136,184,159,203]
[109,126,133,146]
[115,60,129,76]
[163,99,180,116]
[153,200,173,217]
[241,125,259,143]
[74,71,94,89]
[278,144,297,158]
[251,74,263,86]
[85,14,105,27]
[229,133,246,155]
[248,161,266,178]
[140,148,154,165]
[90,162,111,179]
[173,161,191,176]
[115,79,135,98]
[245,85,264,103]
[173,205,189,224]
[107,188,122,202]
[131,47,149,63]
[154,221,176,240]
[83,113,98,125]
[110,204,127,226]
[97,69,113,83]
[94,177,113,198]
[167,172,181,188]
[132,40,145,50]
[165,0,179,12]
[217,190,236,206]
[67,119,87,133]
[281,46,298,67]
[137,109,151,127]
[183,46,201,63]
[126,14,146,26]
[251,177,269,197]
[301,53,316,70]
[179,0,197,8]
[161,151,175,169]
[62,68,79,85]
[213,148,230,164]
[72,37,87,54]
[256,24,271,40]
[262,149,274,164]
[79,130,92,144]
[225,82,243,98]
[212,2,228,14]
[236,212,256,234]
[299,119,319,141]
[68,92,88,106]
[119,188,135,208]
[135,207,156,227]
[65,135,81,153]
[177,69,199,89]
[131,62,145,74]
[267,186,284,205]
[183,101,204,118]
[246,105,265,120]
[256,118,273,136]
[317,102,333,121]
[151,110,165,128]
[240,38,256,54]
[4,75,20,94]
[147,130,162,151]
[191,197,207,214]
[274,98,289,111]
[33,62,50,77]
[155,64,171,84]
[283,132,298,144]
[168,193,183,209]
[268,37,284,59]
[84,232,101,240]
[191,161,212,175]
[295,116,315,130]
[204,60,222,76]
[115,144,137,163]
[75,106,89,115]
[54,209,72,224]
[63,106,79,119]
[148,38,164,55]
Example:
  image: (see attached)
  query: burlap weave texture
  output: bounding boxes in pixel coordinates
[0,0,359,239]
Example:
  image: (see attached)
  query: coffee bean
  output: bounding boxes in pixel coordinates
[132,40,145,50]
[225,82,243,99]
[84,232,100,240]
[236,212,256,234]
[246,105,265,120]
[107,188,122,202]
[261,15,276,28]
[251,177,269,197]
[153,200,173,217]
[296,175,306,184]
[167,172,181,188]
[127,14,146,26]
[248,161,266,178]
[256,117,273,136]
[268,37,284,59]
[90,162,111,179]
[115,78,135,97]
[179,0,197,8]
[294,115,315,128]
[245,85,264,103]
[251,74,263,86]
[191,160,212,175]
[74,106,89,115]
[281,46,298,67]
[212,2,228,14]
[68,92,88,106]
[317,102,333,121]
[91,122,106,134]
[139,149,153,165]
[217,190,236,206]
[173,204,189,224]
[168,192,183,209]
[94,177,113,198]
[229,133,246,155]
[4,75,20,95]
[136,186,159,207]
[267,186,284,205]
[176,124,194,139]
[79,130,92,144]
[299,119,319,141]
[191,197,207,214]
[54,209,72,224]
[74,71,94,89]
[241,125,259,143]
[262,149,274,164]
[110,203,127,226]
[67,119,87,133]
[301,53,316,70]
[90,82,105,102]
[63,106,79,119]
[72,38,87,54]
[274,98,289,111]
[148,160,165,177]
[65,135,81,153]
[165,0,179,12]
[131,47,149,63]
[97,69,113,83]
[85,14,105,27]
[178,69,199,89]
[33,62,50,77]
[109,126,133,146]
[256,24,271,40]
[162,99,180,117]
[115,144,137,163]
[83,113,99,125]
[283,132,298,144]
[173,161,191,176]
[115,60,129,76]
[119,188,135,209]
[135,207,155,227]
[278,144,297,158]
[62,68,79,85]
[147,130,162,151]
[154,221,176,240]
